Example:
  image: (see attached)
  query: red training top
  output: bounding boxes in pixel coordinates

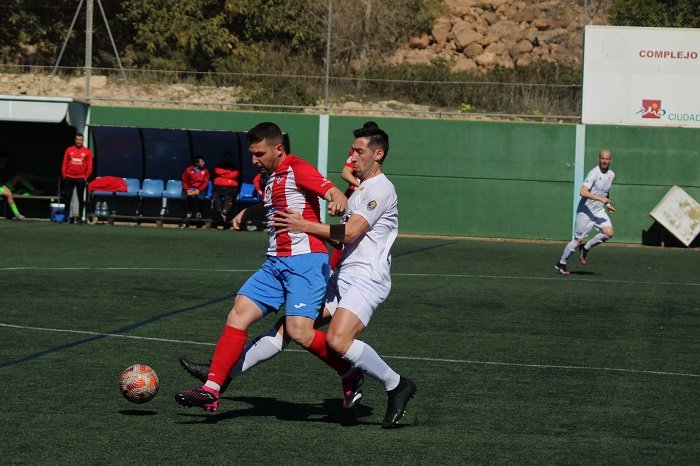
[182,164,210,192]
[62,145,93,179]
[213,165,240,188]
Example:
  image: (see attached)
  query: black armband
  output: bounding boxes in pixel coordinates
[330,224,345,242]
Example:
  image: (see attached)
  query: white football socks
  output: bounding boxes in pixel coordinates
[229,327,287,378]
[585,232,610,249]
[559,239,579,264]
[342,339,400,392]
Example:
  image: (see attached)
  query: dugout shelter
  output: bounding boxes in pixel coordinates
[0,95,89,218]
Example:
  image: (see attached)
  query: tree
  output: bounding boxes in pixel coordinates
[0,0,89,66]
[116,0,234,71]
[329,0,443,90]
[609,0,700,28]
[214,0,328,75]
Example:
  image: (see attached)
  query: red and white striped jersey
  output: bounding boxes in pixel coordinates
[263,154,336,256]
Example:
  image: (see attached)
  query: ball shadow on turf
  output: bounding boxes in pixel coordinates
[119,409,158,416]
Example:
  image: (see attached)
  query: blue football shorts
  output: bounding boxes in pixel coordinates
[238,253,330,319]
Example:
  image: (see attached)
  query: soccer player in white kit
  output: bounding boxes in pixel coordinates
[275,125,416,428]
[555,149,616,275]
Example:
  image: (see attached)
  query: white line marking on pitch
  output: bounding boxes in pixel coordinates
[394,273,700,287]
[2,322,697,378]
[2,267,698,287]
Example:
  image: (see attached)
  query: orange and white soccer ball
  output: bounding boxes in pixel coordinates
[119,364,159,404]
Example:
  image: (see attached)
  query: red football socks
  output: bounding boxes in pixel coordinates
[306,329,351,375]
[208,325,248,387]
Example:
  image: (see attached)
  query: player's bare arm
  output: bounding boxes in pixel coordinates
[231,202,266,230]
[272,207,369,243]
[580,185,611,206]
[341,165,360,187]
[230,208,247,231]
[324,186,347,216]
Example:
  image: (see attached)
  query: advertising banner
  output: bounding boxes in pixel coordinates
[582,25,700,128]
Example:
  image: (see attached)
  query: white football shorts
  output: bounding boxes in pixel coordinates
[574,208,612,240]
[324,271,390,327]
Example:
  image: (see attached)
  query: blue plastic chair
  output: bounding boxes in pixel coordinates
[163,180,185,199]
[116,178,141,197]
[140,179,164,198]
[237,182,261,204]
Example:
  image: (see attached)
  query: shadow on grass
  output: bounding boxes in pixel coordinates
[119,409,158,416]
[175,396,376,427]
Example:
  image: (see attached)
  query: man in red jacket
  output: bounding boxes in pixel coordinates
[61,133,93,224]
[212,152,240,227]
[180,155,210,228]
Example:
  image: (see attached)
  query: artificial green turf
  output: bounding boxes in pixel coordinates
[1,220,698,464]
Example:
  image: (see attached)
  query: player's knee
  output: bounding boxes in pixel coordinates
[602,227,614,238]
[225,307,245,327]
[225,300,260,329]
[284,318,315,347]
[325,329,352,356]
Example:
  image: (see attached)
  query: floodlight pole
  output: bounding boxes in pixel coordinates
[323,0,333,109]
[85,0,94,99]
[46,0,85,92]
[97,0,133,99]
[46,0,132,100]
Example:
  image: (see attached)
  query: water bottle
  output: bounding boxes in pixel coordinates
[103,201,110,216]
[97,201,105,216]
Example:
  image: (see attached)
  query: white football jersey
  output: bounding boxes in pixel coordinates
[578,165,615,214]
[337,173,398,284]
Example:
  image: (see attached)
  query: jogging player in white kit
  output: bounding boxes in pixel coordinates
[555,149,616,275]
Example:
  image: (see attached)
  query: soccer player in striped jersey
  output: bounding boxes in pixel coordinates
[175,122,348,412]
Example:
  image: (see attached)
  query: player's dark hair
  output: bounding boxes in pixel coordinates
[353,126,389,164]
[247,122,284,146]
[352,121,379,138]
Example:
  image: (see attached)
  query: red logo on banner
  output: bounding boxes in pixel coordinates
[640,99,663,119]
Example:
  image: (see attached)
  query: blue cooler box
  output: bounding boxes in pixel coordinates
[50,202,66,223]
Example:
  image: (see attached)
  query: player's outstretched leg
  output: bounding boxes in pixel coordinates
[175,324,247,412]
[382,376,417,429]
[179,327,286,396]
[174,385,219,412]
[179,358,234,395]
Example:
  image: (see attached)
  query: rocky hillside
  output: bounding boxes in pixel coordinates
[392,0,610,72]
